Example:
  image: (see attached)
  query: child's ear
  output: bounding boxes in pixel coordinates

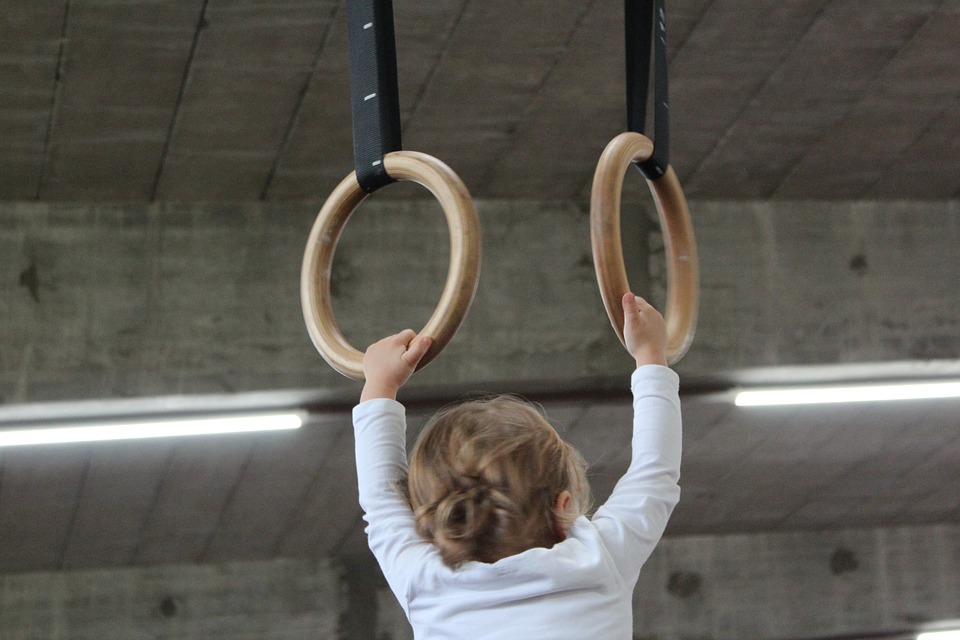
[552,490,573,543]
[554,490,572,515]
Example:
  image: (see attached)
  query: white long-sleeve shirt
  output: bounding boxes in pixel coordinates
[352,365,682,640]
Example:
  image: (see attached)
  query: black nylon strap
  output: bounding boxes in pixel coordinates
[624,0,669,180]
[347,0,402,193]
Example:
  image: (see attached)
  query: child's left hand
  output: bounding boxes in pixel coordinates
[360,330,432,401]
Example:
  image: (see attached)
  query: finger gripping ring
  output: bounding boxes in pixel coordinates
[300,151,482,380]
[590,132,699,365]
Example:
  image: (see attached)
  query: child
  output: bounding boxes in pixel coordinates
[353,293,682,639]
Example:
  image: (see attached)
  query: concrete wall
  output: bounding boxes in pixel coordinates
[682,201,960,373]
[0,200,627,404]
[0,559,342,640]
[634,524,960,640]
[1,524,957,640]
[2,200,959,406]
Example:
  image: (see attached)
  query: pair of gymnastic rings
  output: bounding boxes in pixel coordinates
[301,1,698,381]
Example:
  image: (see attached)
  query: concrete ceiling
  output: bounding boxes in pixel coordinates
[3,0,959,202]
[1,0,959,575]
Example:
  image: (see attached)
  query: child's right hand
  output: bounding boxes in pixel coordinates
[622,292,668,368]
[360,330,432,402]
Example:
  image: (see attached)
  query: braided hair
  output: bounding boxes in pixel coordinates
[403,396,591,568]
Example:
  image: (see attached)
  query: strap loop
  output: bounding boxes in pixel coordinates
[624,0,669,180]
[347,0,402,193]
[305,1,481,379]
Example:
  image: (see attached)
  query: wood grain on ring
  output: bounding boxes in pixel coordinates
[590,132,699,364]
[301,151,481,380]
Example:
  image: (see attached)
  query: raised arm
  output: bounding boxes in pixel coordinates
[592,293,682,582]
[354,330,433,611]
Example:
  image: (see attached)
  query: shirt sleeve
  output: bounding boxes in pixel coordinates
[590,365,682,584]
[352,398,432,612]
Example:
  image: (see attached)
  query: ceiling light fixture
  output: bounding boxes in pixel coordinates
[0,412,303,448]
[734,380,960,407]
[917,631,960,640]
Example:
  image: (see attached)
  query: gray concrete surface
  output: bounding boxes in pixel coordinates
[0,559,342,640]
[633,524,960,640]
[2,198,959,639]
[3,199,959,405]
[3,3,959,638]
[3,2,959,202]
[1,524,957,640]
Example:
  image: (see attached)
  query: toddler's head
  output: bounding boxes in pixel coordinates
[404,395,591,568]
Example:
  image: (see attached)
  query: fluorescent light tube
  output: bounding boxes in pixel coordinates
[0,413,303,448]
[918,632,960,640]
[735,380,960,407]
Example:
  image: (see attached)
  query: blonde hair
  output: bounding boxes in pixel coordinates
[403,395,591,568]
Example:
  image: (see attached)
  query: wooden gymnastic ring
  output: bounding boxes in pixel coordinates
[300,151,481,380]
[590,132,699,365]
